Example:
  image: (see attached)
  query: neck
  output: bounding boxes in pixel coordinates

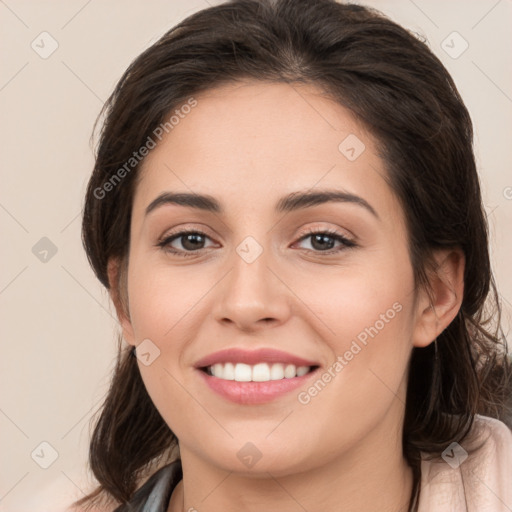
[168,408,414,512]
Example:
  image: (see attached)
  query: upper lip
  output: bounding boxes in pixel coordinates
[194,348,319,368]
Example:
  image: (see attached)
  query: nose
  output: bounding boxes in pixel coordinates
[213,246,291,333]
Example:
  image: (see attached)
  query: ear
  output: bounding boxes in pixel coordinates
[412,249,465,348]
[107,257,136,346]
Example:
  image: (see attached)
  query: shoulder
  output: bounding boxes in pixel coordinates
[419,415,512,512]
[470,414,512,458]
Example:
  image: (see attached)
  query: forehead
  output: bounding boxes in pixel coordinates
[133,80,399,221]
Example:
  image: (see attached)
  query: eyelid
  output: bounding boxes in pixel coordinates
[297,227,355,243]
[295,224,356,243]
[156,224,358,256]
[157,223,214,243]
[157,223,354,242]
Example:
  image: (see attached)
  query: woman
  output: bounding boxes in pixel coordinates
[74,0,512,510]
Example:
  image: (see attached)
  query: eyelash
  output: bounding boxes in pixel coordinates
[156,227,357,258]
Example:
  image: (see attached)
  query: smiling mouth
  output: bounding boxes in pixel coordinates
[201,362,319,382]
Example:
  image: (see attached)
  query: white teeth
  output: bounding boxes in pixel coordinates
[252,363,270,382]
[270,363,285,380]
[207,362,312,382]
[284,364,296,378]
[234,363,252,381]
[296,365,309,377]
[223,362,235,380]
[212,363,223,378]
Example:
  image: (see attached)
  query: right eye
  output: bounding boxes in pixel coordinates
[157,230,216,256]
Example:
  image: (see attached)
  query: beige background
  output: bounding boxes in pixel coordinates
[0,0,511,510]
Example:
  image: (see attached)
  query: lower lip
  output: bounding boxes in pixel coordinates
[197,369,318,404]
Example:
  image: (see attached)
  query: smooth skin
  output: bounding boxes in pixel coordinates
[108,80,465,512]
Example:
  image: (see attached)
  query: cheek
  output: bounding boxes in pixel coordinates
[309,292,411,404]
[126,257,209,344]
[126,259,212,436]
[289,298,415,469]
[292,252,416,425]
[295,251,414,356]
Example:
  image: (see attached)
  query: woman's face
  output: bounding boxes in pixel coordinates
[119,80,426,476]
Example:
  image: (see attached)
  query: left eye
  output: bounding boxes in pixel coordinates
[295,230,356,253]
[157,229,356,257]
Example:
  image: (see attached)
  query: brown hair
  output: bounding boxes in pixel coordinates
[76,0,512,510]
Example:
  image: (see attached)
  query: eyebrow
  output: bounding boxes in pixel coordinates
[145,189,379,219]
